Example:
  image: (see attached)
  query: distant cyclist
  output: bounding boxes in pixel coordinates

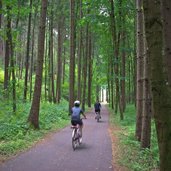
[94,100,101,118]
[71,100,86,137]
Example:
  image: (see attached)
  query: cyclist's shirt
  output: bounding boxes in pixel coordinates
[71,107,83,120]
[94,102,101,110]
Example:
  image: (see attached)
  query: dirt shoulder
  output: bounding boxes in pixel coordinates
[109,119,130,171]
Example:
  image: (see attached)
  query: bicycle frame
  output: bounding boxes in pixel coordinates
[95,111,100,122]
[71,124,81,150]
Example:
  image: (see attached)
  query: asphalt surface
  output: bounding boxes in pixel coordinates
[0,105,113,171]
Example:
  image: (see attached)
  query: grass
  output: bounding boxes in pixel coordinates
[109,104,159,171]
[0,99,70,161]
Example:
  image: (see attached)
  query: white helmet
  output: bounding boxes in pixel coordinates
[74,100,80,106]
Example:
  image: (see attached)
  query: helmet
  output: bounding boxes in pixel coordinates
[74,100,80,107]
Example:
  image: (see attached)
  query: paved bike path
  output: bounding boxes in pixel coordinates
[0,105,113,171]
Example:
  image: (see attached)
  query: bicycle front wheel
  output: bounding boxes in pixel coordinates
[72,129,77,150]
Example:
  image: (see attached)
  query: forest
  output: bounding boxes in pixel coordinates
[0,0,171,171]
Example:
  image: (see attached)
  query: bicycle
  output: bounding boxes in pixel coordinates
[95,111,101,122]
[71,123,82,151]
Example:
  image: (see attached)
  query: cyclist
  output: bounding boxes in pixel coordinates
[94,100,101,119]
[71,100,86,138]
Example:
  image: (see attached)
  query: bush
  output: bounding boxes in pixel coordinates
[0,99,69,158]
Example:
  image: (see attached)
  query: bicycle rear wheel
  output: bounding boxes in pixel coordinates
[72,129,77,150]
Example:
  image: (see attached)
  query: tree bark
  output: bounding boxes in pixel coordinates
[28,0,48,129]
[56,17,64,103]
[141,25,151,148]
[143,0,171,170]
[87,31,92,107]
[24,0,32,102]
[69,0,75,112]
[135,0,144,141]
[77,0,83,101]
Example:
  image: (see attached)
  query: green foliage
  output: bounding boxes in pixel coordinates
[0,99,69,158]
[110,104,159,171]
[0,68,4,83]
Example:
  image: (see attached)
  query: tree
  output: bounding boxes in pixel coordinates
[143,0,171,170]
[69,0,75,112]
[77,0,83,101]
[109,0,121,115]
[24,0,32,102]
[56,2,65,104]
[4,4,11,91]
[141,21,151,148]
[48,1,55,103]
[81,22,88,111]
[28,0,48,129]
[135,0,144,141]
[87,30,92,107]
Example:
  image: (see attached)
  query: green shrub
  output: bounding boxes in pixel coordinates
[0,99,69,158]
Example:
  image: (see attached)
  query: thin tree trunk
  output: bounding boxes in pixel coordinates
[56,16,64,103]
[49,5,55,103]
[4,6,11,91]
[30,5,38,101]
[135,0,144,141]
[141,24,151,148]
[44,32,48,101]
[28,0,48,129]
[87,31,92,107]
[24,0,32,102]
[110,0,120,114]
[69,0,75,112]
[82,24,88,111]
[121,31,126,113]
[77,0,83,101]
[8,8,16,113]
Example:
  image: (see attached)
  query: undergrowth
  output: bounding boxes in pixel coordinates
[0,99,70,160]
[109,104,159,171]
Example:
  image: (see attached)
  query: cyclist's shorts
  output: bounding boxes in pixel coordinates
[71,119,83,126]
[95,109,100,112]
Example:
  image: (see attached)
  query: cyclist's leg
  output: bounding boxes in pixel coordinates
[99,109,101,118]
[95,109,98,119]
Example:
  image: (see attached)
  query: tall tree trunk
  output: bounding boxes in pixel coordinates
[160,0,171,168]
[121,31,126,113]
[48,26,52,102]
[141,23,151,148]
[77,0,83,101]
[69,0,75,112]
[135,0,144,141]
[49,4,55,103]
[24,0,32,102]
[8,7,16,113]
[4,6,11,91]
[62,45,66,84]
[30,4,38,101]
[56,17,64,103]
[28,0,48,129]
[110,0,120,114]
[82,24,89,111]
[143,0,171,170]
[87,31,92,107]
[44,32,48,101]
